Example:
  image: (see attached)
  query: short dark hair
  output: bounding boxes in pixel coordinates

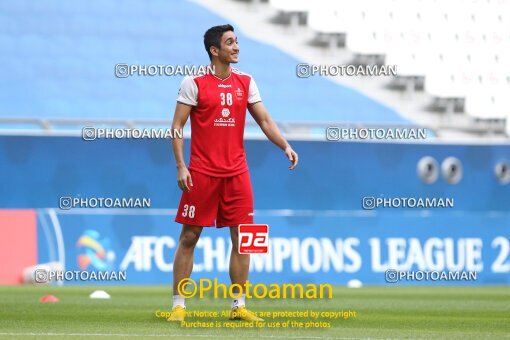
[204,24,235,60]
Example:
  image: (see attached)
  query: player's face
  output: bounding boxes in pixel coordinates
[218,31,239,64]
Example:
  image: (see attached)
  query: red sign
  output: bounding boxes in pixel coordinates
[0,209,37,284]
[238,224,269,254]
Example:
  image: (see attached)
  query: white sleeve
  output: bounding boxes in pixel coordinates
[176,76,198,106]
[248,77,262,104]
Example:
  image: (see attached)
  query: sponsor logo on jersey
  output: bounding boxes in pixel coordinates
[221,108,230,117]
[214,108,235,127]
[218,84,232,88]
[214,117,236,127]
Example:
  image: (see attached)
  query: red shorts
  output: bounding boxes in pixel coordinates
[175,170,254,228]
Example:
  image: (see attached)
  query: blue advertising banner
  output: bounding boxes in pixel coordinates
[37,210,510,285]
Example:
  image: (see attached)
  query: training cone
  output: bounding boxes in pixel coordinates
[89,290,111,299]
[347,279,363,288]
[39,294,59,303]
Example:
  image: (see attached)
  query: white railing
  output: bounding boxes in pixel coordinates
[0,117,437,140]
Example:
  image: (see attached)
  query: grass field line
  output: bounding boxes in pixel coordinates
[0,332,368,340]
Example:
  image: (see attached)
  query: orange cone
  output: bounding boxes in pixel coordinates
[39,294,59,303]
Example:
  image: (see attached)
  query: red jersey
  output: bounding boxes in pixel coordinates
[176,67,262,177]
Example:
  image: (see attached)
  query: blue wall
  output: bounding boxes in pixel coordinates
[1,136,509,211]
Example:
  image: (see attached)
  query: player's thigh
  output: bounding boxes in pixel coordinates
[217,171,254,227]
[175,171,221,226]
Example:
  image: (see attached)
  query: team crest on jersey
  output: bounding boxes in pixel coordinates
[235,88,244,99]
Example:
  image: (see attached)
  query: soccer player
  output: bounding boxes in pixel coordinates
[168,24,298,322]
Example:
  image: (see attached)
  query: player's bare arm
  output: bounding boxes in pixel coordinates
[249,101,298,170]
[171,102,193,192]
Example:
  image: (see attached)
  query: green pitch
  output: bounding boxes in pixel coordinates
[0,285,509,339]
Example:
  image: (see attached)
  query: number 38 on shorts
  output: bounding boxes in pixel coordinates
[181,204,195,218]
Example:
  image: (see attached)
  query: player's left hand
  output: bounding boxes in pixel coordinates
[284,146,298,170]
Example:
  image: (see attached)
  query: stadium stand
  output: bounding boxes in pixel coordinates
[0,0,409,134]
[267,0,510,136]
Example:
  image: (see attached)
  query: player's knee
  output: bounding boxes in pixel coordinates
[179,230,201,249]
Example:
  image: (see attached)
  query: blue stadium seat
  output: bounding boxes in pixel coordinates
[0,0,407,124]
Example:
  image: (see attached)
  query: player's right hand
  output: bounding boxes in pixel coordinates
[284,146,299,170]
[177,165,193,192]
